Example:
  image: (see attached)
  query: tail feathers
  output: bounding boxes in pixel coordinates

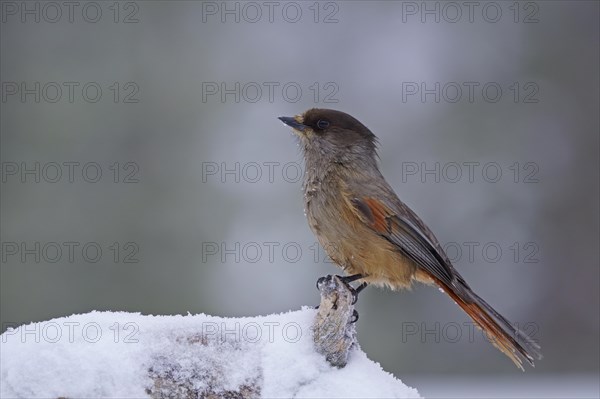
[433,276,542,370]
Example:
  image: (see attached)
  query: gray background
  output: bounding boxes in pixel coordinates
[1,1,598,396]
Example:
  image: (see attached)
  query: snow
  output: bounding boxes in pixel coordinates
[1,308,420,398]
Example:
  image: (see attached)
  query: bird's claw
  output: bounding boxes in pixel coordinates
[340,279,367,305]
[316,275,331,290]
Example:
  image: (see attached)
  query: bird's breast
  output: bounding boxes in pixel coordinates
[302,172,417,289]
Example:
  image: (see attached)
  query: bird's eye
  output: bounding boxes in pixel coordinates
[316,120,330,129]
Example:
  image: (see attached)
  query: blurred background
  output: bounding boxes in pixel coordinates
[1,1,598,397]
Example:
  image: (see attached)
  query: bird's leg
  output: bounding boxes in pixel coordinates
[351,282,368,305]
[338,274,368,305]
[339,273,364,285]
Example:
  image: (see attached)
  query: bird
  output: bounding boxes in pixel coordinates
[278,108,542,370]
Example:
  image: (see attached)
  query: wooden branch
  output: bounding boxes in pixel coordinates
[312,275,358,368]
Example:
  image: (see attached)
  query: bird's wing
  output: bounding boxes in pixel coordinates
[346,191,458,288]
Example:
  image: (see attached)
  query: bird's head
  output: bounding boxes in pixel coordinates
[279,108,378,164]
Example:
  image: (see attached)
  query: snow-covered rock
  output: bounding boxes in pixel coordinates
[1,309,420,398]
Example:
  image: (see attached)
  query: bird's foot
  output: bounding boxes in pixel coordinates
[349,282,368,305]
[315,274,368,305]
[338,274,368,304]
[316,275,332,290]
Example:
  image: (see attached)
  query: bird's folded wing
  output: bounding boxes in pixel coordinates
[347,195,455,287]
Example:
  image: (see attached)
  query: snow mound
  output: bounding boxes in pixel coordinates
[1,309,420,398]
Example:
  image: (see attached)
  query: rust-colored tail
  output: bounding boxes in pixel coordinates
[430,274,542,370]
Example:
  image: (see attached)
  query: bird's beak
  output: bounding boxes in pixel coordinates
[278,116,307,132]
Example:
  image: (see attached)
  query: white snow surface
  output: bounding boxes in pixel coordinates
[0,308,420,398]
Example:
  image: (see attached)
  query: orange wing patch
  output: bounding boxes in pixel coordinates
[350,197,391,234]
[363,198,391,233]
